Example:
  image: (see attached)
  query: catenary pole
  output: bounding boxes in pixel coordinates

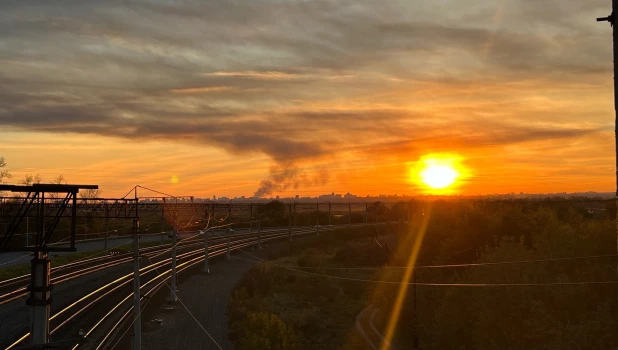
[132,187,141,350]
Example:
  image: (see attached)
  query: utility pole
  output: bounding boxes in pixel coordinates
[104,218,109,251]
[169,210,178,303]
[412,272,419,349]
[203,209,209,273]
[365,203,368,224]
[597,5,618,343]
[29,250,50,345]
[131,217,141,350]
[316,201,320,235]
[249,203,253,233]
[29,192,50,346]
[328,202,331,226]
[104,203,109,251]
[375,204,378,224]
[226,224,231,260]
[348,204,352,225]
[257,220,262,250]
[288,202,292,241]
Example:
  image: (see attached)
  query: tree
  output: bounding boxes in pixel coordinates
[79,188,101,200]
[21,173,42,186]
[262,200,286,221]
[52,175,67,185]
[49,175,67,199]
[0,157,11,184]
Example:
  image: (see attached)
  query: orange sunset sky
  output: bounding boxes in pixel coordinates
[0,0,615,198]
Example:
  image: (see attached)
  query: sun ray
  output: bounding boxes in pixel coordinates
[379,203,433,350]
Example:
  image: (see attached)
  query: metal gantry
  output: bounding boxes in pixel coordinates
[0,184,99,346]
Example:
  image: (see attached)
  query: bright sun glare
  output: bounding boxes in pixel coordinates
[420,164,459,189]
[411,154,465,193]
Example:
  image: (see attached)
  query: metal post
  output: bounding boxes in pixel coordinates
[348,204,352,225]
[26,217,29,246]
[169,212,178,302]
[36,192,44,247]
[249,203,253,233]
[169,211,178,302]
[161,199,166,245]
[131,217,141,350]
[412,271,419,349]
[70,193,76,249]
[288,203,292,241]
[104,218,109,251]
[365,203,368,224]
[258,220,262,250]
[328,203,331,226]
[226,225,231,260]
[28,252,51,346]
[597,6,618,333]
[375,204,378,225]
[316,202,320,235]
[203,231,209,273]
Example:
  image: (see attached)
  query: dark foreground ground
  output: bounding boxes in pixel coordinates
[141,256,254,350]
[134,239,292,350]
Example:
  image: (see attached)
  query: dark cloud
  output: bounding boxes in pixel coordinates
[355,123,604,157]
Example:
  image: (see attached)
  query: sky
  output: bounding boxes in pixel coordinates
[0,0,615,198]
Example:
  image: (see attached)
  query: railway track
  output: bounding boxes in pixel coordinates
[0,227,292,305]
[3,223,381,349]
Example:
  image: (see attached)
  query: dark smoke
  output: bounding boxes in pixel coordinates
[253,164,330,198]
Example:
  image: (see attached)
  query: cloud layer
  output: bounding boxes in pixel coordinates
[0,0,614,195]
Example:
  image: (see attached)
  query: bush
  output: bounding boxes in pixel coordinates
[234,312,298,350]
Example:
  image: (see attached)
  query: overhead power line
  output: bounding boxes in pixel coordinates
[140,254,223,350]
[251,254,617,271]
[236,251,616,287]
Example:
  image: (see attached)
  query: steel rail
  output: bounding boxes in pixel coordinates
[3,224,358,349]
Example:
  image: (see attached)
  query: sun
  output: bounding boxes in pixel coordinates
[170,175,180,184]
[410,154,466,193]
[420,164,459,189]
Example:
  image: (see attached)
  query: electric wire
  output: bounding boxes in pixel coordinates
[236,250,617,287]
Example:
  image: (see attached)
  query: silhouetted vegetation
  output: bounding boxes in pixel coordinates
[372,201,615,349]
[230,200,615,349]
[228,226,404,350]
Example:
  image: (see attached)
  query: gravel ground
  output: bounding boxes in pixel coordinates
[140,255,256,350]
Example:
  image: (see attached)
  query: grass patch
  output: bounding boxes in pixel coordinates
[228,224,404,350]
